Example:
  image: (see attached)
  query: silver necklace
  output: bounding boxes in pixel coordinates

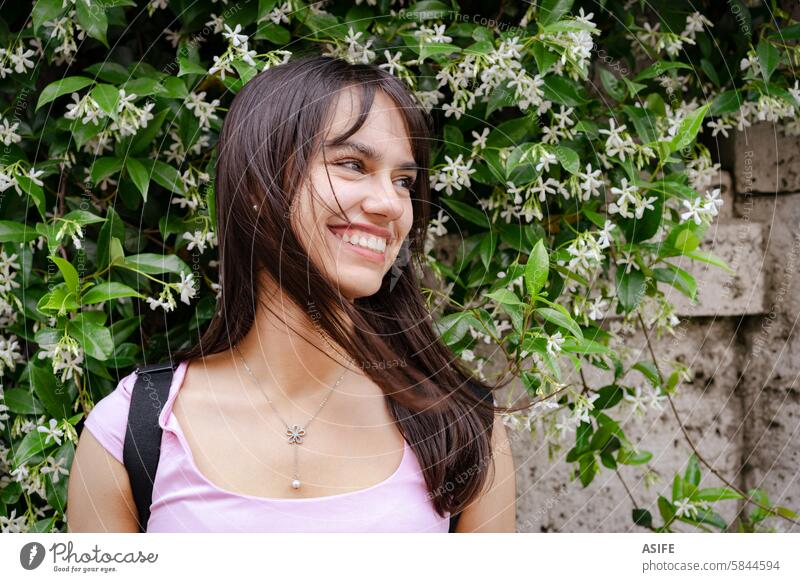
[233,340,349,491]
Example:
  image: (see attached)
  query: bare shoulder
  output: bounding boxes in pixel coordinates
[453,414,517,532]
[66,426,140,532]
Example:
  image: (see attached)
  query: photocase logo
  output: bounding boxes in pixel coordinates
[19,542,46,570]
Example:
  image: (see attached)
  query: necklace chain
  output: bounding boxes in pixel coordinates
[233,331,350,490]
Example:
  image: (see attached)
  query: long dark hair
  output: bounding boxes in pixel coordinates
[177,53,520,517]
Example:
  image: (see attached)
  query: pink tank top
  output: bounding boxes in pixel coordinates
[82,361,450,532]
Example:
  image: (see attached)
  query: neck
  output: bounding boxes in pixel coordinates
[233,278,357,401]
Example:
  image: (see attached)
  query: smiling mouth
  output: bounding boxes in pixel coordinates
[327,226,388,254]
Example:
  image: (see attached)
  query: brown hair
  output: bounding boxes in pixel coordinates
[178,53,520,517]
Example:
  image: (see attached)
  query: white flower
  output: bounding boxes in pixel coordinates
[577,163,603,200]
[596,220,615,249]
[707,118,732,138]
[471,127,490,151]
[222,23,248,48]
[9,44,35,73]
[703,188,723,216]
[205,13,224,34]
[431,154,475,195]
[683,12,712,40]
[378,50,403,76]
[176,272,197,305]
[673,497,700,519]
[0,334,23,376]
[36,419,65,446]
[266,2,290,25]
[185,91,220,129]
[623,385,649,414]
[0,403,10,431]
[588,297,607,321]
[680,197,705,225]
[40,456,70,484]
[535,149,557,172]
[209,54,234,80]
[546,332,565,357]
[0,116,22,145]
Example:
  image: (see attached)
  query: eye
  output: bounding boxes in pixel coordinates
[334,159,363,172]
[395,177,416,191]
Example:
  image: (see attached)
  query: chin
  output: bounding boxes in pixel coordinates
[339,279,383,300]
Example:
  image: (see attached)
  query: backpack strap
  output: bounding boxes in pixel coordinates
[123,362,176,533]
[448,381,495,533]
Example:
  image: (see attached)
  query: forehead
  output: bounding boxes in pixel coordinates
[324,87,414,160]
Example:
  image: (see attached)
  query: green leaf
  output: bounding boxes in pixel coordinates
[683,249,734,273]
[592,385,624,410]
[709,90,742,116]
[536,307,583,339]
[68,314,114,360]
[89,157,123,184]
[653,264,697,300]
[632,508,653,529]
[123,253,190,275]
[33,0,66,34]
[633,361,660,387]
[30,363,74,418]
[684,454,701,487]
[82,281,143,304]
[147,160,185,195]
[89,84,119,116]
[658,495,676,524]
[694,487,743,502]
[130,108,169,155]
[126,158,150,201]
[13,429,52,466]
[440,197,490,228]
[554,145,580,175]
[76,0,109,47]
[538,0,575,26]
[618,447,652,465]
[36,76,94,111]
[0,221,39,243]
[616,266,646,312]
[419,43,461,62]
[598,67,625,101]
[757,39,780,82]
[525,239,549,298]
[668,103,710,154]
[531,41,559,74]
[62,210,105,226]
[436,311,479,346]
[49,256,80,297]
[3,388,45,415]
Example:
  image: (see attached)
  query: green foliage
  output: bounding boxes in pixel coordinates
[0,0,798,533]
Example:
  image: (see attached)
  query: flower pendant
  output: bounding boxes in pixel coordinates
[286,424,306,444]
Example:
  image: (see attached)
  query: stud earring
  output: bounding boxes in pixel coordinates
[252,204,258,210]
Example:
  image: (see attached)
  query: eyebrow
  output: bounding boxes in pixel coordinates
[324,140,419,173]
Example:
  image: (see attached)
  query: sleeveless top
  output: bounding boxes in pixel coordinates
[82,360,451,532]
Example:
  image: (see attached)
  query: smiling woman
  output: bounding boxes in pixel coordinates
[67,54,517,533]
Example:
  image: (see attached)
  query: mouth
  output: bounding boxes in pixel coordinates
[326,224,389,264]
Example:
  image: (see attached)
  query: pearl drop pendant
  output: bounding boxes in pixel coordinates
[291,479,301,489]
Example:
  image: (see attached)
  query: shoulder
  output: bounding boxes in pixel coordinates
[81,370,139,465]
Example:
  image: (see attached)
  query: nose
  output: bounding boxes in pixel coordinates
[360,171,406,220]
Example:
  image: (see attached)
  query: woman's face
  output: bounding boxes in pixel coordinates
[291,88,417,301]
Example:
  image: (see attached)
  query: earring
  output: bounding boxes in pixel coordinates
[252,204,258,210]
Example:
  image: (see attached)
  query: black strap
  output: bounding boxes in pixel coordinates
[123,362,175,533]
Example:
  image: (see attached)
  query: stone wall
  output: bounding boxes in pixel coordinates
[449,121,800,532]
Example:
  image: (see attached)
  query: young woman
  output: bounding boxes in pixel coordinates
[66,54,517,533]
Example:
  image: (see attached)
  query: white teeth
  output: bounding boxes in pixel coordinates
[336,230,386,252]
